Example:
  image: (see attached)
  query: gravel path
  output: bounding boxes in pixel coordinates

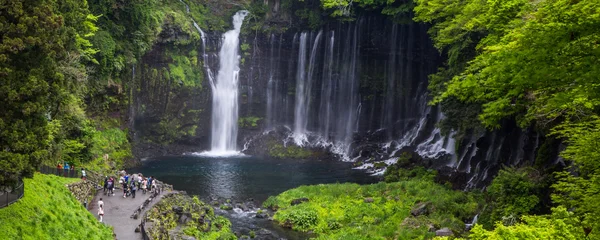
[89,188,170,240]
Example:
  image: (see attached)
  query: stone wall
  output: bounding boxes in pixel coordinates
[67,181,96,206]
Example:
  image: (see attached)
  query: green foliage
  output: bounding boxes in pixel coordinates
[412,1,600,237]
[320,0,413,20]
[266,180,479,239]
[238,116,261,128]
[0,0,98,186]
[384,152,436,182]
[0,174,113,239]
[549,119,600,238]
[470,207,586,240]
[148,193,236,240]
[267,141,314,159]
[479,168,545,229]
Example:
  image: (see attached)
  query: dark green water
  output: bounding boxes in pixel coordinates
[129,154,379,239]
[130,154,379,202]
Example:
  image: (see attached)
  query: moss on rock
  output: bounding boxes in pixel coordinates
[145,193,236,240]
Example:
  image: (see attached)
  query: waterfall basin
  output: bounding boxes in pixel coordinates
[129,154,379,239]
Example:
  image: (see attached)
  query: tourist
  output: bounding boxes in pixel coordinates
[107,177,115,196]
[132,173,138,185]
[147,176,153,192]
[130,181,137,198]
[98,206,104,222]
[137,173,143,188]
[63,162,70,177]
[123,184,129,198]
[81,168,87,180]
[151,180,158,194]
[98,198,104,208]
[141,178,147,194]
[56,163,62,175]
[103,176,108,194]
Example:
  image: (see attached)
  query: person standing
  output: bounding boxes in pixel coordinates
[147,176,153,192]
[81,168,86,180]
[63,162,69,177]
[98,206,104,222]
[56,163,62,175]
[107,177,114,196]
[98,198,104,208]
[141,178,147,194]
[130,181,137,198]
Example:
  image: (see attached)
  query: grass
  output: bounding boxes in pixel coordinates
[0,173,113,240]
[263,180,480,239]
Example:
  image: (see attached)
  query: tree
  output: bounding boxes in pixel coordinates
[0,0,97,186]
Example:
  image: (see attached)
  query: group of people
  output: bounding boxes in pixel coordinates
[97,171,163,223]
[55,162,87,180]
[102,171,159,199]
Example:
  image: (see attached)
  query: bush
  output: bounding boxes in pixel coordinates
[265,180,479,239]
[479,167,545,229]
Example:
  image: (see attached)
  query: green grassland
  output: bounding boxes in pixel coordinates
[263,179,479,240]
[0,174,113,240]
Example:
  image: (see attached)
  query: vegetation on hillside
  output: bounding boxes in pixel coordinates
[312,0,600,238]
[0,174,113,239]
[263,174,479,239]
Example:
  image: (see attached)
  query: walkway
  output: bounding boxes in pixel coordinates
[89,189,169,240]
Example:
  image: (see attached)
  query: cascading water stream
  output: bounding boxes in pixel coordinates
[201,10,249,156]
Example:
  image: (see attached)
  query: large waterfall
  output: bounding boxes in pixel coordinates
[205,10,249,155]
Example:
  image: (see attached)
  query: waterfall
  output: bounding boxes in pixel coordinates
[203,10,249,156]
[292,31,323,145]
[318,31,335,138]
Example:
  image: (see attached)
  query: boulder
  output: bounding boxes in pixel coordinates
[179,214,191,224]
[364,197,374,203]
[255,211,269,219]
[172,206,184,214]
[410,202,429,216]
[436,228,453,236]
[290,198,309,206]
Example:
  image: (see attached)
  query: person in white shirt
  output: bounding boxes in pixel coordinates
[98,198,104,208]
[98,206,104,222]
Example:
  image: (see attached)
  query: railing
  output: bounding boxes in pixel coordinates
[39,165,81,178]
[0,179,24,208]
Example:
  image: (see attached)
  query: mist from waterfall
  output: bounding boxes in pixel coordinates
[204,10,249,156]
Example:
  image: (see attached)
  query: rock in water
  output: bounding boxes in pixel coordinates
[436,228,453,236]
[290,198,309,205]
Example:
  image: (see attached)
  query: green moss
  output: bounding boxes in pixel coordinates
[147,193,235,240]
[238,116,262,128]
[0,174,113,240]
[265,180,479,239]
[267,141,314,159]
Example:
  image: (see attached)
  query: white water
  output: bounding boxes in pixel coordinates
[293,31,323,145]
[203,11,249,156]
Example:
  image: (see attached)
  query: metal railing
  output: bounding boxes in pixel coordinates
[38,165,81,178]
[0,179,24,208]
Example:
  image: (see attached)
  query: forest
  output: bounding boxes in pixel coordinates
[0,0,599,239]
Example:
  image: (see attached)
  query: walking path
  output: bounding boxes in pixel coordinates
[89,188,170,240]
